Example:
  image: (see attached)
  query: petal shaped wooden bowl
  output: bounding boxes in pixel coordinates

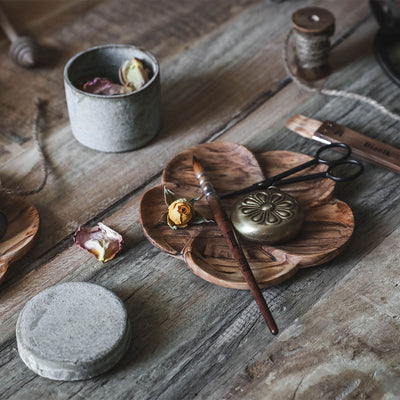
[0,192,39,284]
[140,142,354,289]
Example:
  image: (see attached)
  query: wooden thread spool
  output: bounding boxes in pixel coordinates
[0,6,39,68]
[291,7,335,81]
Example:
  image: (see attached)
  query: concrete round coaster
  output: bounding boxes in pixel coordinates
[16,282,131,381]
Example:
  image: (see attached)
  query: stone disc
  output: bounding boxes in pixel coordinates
[16,282,131,381]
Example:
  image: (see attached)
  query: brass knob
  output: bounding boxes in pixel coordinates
[231,188,304,244]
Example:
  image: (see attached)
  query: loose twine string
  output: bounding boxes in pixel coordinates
[283,29,400,123]
[1,98,49,197]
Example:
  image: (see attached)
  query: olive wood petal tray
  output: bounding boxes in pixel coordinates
[0,192,39,284]
[140,142,354,289]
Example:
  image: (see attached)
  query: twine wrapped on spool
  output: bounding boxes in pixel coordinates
[290,7,335,81]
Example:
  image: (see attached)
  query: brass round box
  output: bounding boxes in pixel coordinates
[231,188,304,244]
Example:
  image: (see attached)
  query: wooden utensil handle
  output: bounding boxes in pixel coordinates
[207,196,278,335]
[315,121,400,173]
[0,261,9,285]
[193,156,278,334]
[0,5,18,42]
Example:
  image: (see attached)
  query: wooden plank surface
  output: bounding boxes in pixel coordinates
[219,226,400,399]
[2,0,400,399]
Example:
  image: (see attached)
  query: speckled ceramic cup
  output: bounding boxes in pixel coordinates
[64,44,161,152]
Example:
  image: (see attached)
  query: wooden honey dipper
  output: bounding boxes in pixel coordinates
[0,5,39,68]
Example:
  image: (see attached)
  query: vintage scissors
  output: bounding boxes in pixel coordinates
[221,143,363,199]
[370,0,400,87]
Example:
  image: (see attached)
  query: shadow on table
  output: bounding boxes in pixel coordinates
[157,69,257,143]
[331,21,375,75]
[112,289,166,373]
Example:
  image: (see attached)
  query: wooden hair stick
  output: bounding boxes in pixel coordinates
[192,156,278,335]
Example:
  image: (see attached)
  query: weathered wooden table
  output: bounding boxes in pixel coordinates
[1,0,400,399]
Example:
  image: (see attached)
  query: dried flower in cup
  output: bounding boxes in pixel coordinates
[161,186,212,230]
[119,57,150,90]
[82,77,133,95]
[82,57,150,95]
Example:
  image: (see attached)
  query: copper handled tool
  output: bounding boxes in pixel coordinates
[192,156,278,335]
[0,5,39,68]
[286,114,400,174]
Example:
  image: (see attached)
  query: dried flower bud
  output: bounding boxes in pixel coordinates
[167,199,194,229]
[74,222,123,262]
[119,57,150,91]
[161,186,211,230]
[82,77,133,95]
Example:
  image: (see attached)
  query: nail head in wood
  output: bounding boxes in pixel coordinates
[292,7,335,36]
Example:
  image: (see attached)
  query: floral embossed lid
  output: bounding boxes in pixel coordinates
[231,188,304,244]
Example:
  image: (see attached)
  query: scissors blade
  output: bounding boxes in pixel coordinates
[221,155,319,199]
[221,181,271,199]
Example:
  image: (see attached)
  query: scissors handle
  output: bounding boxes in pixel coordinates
[316,142,351,164]
[269,159,364,186]
[326,159,364,182]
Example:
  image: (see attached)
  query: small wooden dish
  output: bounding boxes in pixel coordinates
[140,142,354,289]
[0,191,39,284]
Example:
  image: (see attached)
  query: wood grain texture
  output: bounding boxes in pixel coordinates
[0,192,39,283]
[219,226,400,400]
[3,0,400,399]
